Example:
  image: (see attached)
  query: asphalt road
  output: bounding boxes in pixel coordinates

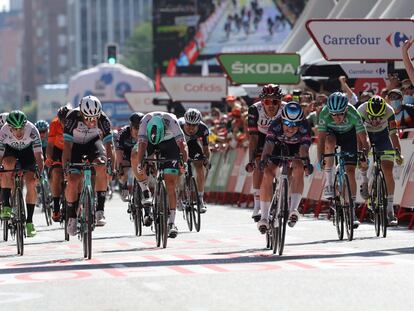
[1,195,414,311]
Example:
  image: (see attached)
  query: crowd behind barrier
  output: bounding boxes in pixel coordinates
[203,134,414,229]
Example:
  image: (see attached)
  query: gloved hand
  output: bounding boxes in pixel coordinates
[305,163,314,176]
[45,158,53,167]
[395,149,404,166]
[258,159,267,172]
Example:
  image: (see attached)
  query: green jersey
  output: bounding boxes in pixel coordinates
[318,104,366,134]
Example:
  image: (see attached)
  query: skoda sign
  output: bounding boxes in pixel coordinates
[217,53,300,84]
[306,19,414,61]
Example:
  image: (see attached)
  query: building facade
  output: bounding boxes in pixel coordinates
[22,0,69,101]
[67,0,151,74]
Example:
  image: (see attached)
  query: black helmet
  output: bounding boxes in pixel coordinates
[129,112,144,128]
[57,106,69,121]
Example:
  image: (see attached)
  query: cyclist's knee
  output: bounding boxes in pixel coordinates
[2,157,15,169]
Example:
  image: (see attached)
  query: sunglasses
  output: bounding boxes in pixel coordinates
[84,116,98,122]
[368,115,382,121]
[39,130,48,134]
[263,99,280,106]
[185,123,198,128]
[330,112,345,117]
[282,119,299,127]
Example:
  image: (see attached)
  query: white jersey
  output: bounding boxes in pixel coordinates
[247,101,283,135]
[138,111,184,143]
[0,121,42,157]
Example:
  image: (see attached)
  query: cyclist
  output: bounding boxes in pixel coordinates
[46,106,70,221]
[115,112,144,201]
[63,96,114,235]
[131,112,188,238]
[357,96,403,226]
[246,84,283,222]
[178,108,210,213]
[257,102,313,233]
[0,112,9,128]
[0,110,44,237]
[35,120,49,157]
[317,92,370,229]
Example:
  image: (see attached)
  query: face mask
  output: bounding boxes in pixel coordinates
[391,100,402,110]
[403,95,414,105]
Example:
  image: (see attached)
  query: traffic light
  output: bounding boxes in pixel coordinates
[106,44,117,64]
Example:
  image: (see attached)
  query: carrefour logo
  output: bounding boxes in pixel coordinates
[231,61,296,75]
[323,34,381,45]
[386,32,409,47]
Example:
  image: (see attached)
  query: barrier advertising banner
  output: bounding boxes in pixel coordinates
[340,63,388,78]
[306,19,414,61]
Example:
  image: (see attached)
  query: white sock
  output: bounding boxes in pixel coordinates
[324,168,333,186]
[198,192,204,203]
[387,195,394,214]
[253,188,260,213]
[290,193,302,213]
[360,170,368,183]
[168,209,176,224]
[260,201,271,220]
[138,180,150,193]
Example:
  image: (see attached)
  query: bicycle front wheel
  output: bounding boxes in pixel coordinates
[159,181,169,248]
[190,177,201,232]
[333,173,344,240]
[342,174,354,241]
[278,178,289,255]
[39,181,52,226]
[370,174,380,237]
[82,190,93,259]
[14,187,25,256]
[378,170,388,238]
[132,181,143,237]
[3,219,8,242]
[184,178,193,232]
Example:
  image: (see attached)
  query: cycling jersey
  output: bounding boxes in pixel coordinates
[357,102,396,134]
[116,126,136,151]
[138,112,184,144]
[0,121,42,158]
[178,117,209,146]
[63,108,112,145]
[48,117,64,150]
[247,101,282,135]
[318,104,366,134]
[266,116,312,147]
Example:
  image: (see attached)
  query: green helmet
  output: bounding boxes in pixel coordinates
[7,110,27,129]
[146,116,165,144]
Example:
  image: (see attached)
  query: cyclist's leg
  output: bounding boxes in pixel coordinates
[252,133,266,220]
[289,151,304,227]
[0,148,17,218]
[50,147,63,220]
[323,131,337,198]
[91,139,108,226]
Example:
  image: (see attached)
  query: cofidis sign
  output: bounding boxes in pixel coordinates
[306,19,414,61]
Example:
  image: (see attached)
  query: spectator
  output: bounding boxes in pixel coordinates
[211,107,221,122]
[306,94,327,137]
[386,72,401,91]
[381,87,389,100]
[387,88,414,134]
[358,91,374,107]
[225,95,237,112]
[339,75,358,106]
[401,79,414,105]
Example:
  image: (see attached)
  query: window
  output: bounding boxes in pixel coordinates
[57,15,66,28]
[58,34,67,47]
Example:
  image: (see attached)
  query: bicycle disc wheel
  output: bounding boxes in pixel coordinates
[333,173,344,240]
[190,177,201,232]
[160,181,169,249]
[15,187,25,256]
[342,174,354,241]
[378,171,388,238]
[278,178,289,255]
[371,175,380,237]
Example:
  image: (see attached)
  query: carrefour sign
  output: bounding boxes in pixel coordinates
[306,19,414,61]
[217,53,300,84]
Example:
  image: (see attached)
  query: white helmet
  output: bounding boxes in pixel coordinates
[184,108,202,125]
[80,95,102,118]
[0,112,9,127]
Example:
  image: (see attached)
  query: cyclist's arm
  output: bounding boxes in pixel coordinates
[260,140,274,161]
[115,149,124,168]
[299,144,310,158]
[34,151,44,173]
[62,141,72,169]
[247,105,259,162]
[104,140,115,170]
[202,145,210,161]
[177,139,188,163]
[402,38,414,86]
[317,131,327,163]
[388,119,402,151]
[357,131,370,153]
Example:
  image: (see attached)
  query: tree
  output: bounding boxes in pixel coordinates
[121,22,154,78]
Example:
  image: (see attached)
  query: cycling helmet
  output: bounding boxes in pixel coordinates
[327,92,348,114]
[259,84,283,99]
[6,110,27,129]
[80,95,102,117]
[0,112,9,127]
[35,120,49,131]
[281,101,304,124]
[146,116,165,145]
[184,108,202,125]
[57,106,69,121]
[366,95,387,117]
[129,112,144,128]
